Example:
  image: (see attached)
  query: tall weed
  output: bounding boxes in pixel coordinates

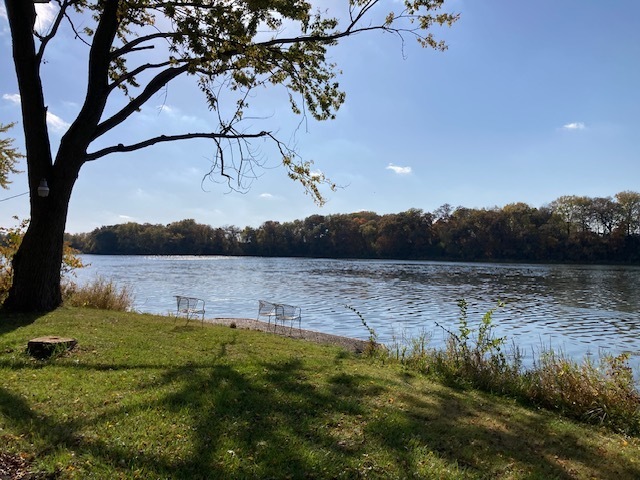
[390,328,433,372]
[523,349,640,433]
[345,304,383,357]
[430,299,522,393]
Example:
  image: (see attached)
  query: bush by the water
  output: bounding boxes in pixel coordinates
[523,349,640,434]
[383,300,640,436]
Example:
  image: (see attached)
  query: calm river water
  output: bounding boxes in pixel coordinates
[75,255,640,367]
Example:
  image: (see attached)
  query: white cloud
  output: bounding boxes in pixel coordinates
[1,4,56,36]
[132,188,153,201]
[46,112,70,133]
[146,103,200,125]
[3,93,21,105]
[3,93,70,133]
[562,122,586,131]
[386,163,412,175]
[34,3,58,34]
[259,193,274,199]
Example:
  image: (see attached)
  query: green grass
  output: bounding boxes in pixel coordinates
[1,308,639,479]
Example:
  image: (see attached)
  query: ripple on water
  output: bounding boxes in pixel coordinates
[75,256,640,369]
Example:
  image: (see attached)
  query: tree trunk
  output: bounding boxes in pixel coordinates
[3,168,77,312]
[3,0,122,313]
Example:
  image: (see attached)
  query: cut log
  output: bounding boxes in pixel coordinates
[27,336,77,359]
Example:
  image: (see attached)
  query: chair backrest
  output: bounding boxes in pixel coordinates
[176,296,203,312]
[276,303,301,319]
[258,300,276,315]
[176,295,190,312]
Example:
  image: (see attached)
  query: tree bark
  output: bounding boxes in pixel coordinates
[3,166,78,312]
[2,0,118,312]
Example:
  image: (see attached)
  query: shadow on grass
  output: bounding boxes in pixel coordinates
[1,350,639,478]
[388,387,640,479]
[0,312,46,335]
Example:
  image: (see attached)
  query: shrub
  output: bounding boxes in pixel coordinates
[64,276,134,311]
[0,218,27,304]
[523,349,640,434]
[430,299,523,393]
[390,299,640,435]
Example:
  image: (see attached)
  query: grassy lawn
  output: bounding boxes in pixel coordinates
[1,308,639,479]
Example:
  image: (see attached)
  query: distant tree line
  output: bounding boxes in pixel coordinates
[64,191,640,264]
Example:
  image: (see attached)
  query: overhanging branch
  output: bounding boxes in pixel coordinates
[92,63,190,139]
[110,32,180,59]
[108,60,175,92]
[86,130,270,160]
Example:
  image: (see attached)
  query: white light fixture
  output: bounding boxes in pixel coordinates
[37,179,50,197]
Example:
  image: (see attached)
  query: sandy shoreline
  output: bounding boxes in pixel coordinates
[206,317,373,354]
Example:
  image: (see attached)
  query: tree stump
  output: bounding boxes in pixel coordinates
[27,336,77,359]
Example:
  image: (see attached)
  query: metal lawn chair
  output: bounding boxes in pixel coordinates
[257,300,278,330]
[275,303,302,334]
[175,295,206,324]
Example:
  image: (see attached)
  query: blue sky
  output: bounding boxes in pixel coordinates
[1,0,639,233]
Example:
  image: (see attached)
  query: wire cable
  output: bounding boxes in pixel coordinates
[0,191,28,202]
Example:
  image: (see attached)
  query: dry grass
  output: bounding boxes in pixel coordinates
[523,350,640,433]
[62,276,133,311]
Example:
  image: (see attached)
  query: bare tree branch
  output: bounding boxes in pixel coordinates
[86,130,271,160]
[92,63,189,140]
[35,0,73,65]
[60,1,92,47]
[108,60,175,92]
[110,32,180,59]
[349,0,378,25]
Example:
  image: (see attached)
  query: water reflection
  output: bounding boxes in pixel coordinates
[75,256,640,367]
